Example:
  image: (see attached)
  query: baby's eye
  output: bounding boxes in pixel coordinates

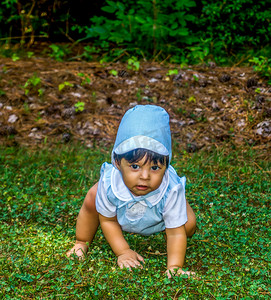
[130,164,139,170]
[151,165,160,171]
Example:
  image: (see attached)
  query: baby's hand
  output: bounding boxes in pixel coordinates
[166,266,196,279]
[66,242,88,260]
[117,249,145,270]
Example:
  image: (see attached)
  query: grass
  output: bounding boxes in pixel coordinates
[0,145,270,299]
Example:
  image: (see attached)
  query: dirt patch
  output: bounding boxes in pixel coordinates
[0,57,270,155]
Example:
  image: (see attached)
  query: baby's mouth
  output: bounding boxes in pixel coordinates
[136,185,148,190]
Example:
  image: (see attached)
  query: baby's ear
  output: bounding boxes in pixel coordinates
[114,159,121,170]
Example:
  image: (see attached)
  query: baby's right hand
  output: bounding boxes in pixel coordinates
[117,249,145,270]
[66,242,88,260]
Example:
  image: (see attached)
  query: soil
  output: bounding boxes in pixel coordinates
[0,55,270,155]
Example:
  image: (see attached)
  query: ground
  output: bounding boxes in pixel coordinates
[0,55,270,155]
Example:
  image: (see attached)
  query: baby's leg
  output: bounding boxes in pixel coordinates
[67,182,99,258]
[185,201,196,237]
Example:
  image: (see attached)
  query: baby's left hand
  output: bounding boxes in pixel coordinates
[166,267,196,279]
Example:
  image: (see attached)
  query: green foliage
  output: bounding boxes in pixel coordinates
[197,0,271,61]
[78,73,91,85]
[49,44,71,62]
[166,69,178,76]
[127,56,140,71]
[23,74,43,96]
[249,56,271,85]
[109,69,118,76]
[1,1,271,64]
[0,145,270,298]
[185,44,210,64]
[27,51,34,58]
[58,81,74,92]
[11,52,19,61]
[188,95,196,103]
[0,0,49,45]
[75,0,271,63]
[79,45,103,61]
[82,0,198,60]
[74,101,85,112]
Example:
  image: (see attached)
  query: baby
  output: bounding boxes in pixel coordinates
[67,105,196,278]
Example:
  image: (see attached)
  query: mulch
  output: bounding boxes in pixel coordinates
[0,57,270,156]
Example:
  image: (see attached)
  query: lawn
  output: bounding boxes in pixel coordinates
[0,145,270,299]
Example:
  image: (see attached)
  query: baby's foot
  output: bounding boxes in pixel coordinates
[66,242,88,260]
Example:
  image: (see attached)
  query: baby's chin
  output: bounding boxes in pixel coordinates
[130,186,153,196]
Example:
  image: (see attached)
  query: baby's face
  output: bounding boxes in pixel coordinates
[116,156,167,196]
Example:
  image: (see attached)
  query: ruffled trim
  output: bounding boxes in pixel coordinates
[111,166,169,206]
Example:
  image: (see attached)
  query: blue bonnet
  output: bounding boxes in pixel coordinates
[112,105,172,164]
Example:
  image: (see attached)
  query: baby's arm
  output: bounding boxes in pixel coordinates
[166,225,193,278]
[99,214,144,269]
[67,183,99,259]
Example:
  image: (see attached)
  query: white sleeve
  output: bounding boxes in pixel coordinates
[162,178,187,228]
[95,178,116,218]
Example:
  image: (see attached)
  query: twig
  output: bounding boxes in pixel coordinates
[231,55,251,68]
[161,54,171,64]
[58,28,75,43]
[0,35,47,41]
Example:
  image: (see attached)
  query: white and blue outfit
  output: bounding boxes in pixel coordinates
[96,105,188,236]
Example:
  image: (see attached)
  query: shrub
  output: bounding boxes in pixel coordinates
[196,0,271,59]
[80,0,198,60]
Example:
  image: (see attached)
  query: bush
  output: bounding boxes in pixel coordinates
[77,0,271,63]
[0,0,106,45]
[196,0,271,59]
[79,0,198,60]
[1,1,271,63]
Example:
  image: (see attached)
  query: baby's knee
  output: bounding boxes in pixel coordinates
[186,214,197,237]
[83,183,98,213]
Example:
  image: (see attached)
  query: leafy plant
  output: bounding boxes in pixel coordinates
[24,74,42,96]
[193,74,199,81]
[78,73,91,85]
[1,1,271,64]
[136,88,142,102]
[167,69,178,76]
[11,53,19,61]
[58,81,74,91]
[188,96,196,103]
[249,56,271,85]
[109,69,118,76]
[80,45,104,61]
[49,44,71,61]
[0,0,49,45]
[82,0,198,60]
[127,56,140,71]
[196,1,271,60]
[27,51,34,58]
[74,101,85,112]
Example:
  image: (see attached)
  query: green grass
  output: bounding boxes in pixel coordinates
[0,145,270,299]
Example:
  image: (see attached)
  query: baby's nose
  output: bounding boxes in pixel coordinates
[140,169,150,179]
